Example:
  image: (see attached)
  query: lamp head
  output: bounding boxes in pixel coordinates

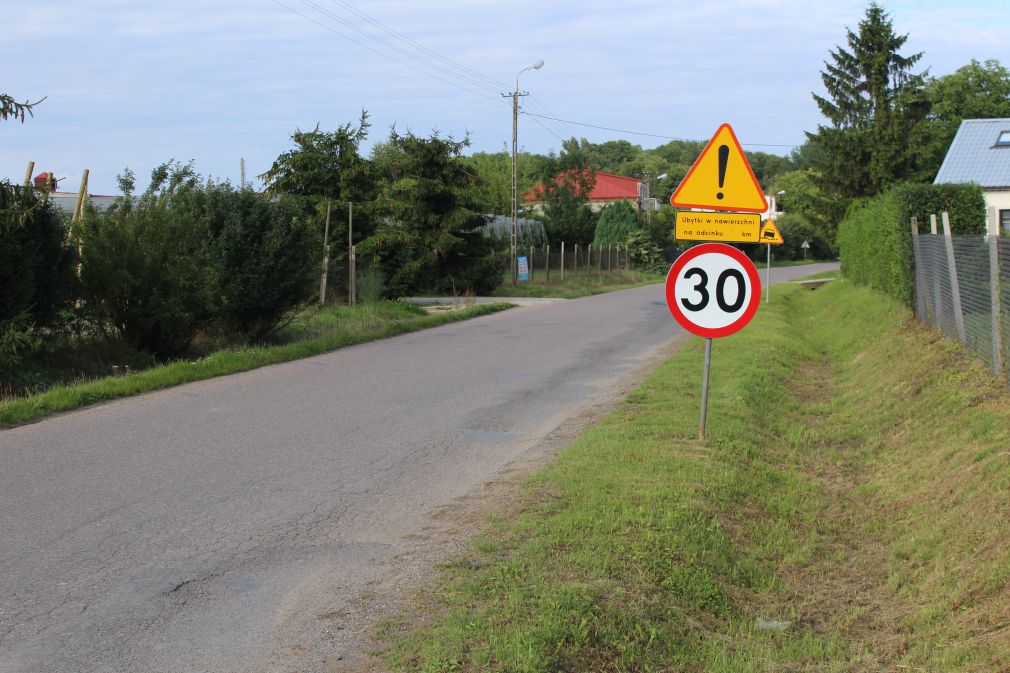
[532,59,545,70]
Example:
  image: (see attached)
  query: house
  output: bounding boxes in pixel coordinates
[30,172,117,214]
[933,118,1010,231]
[523,170,644,213]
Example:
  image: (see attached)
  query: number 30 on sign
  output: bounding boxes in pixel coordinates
[665,243,761,338]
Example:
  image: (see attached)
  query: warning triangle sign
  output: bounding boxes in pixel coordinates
[759,220,784,245]
[670,123,769,213]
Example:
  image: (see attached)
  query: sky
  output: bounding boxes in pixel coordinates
[3,0,1009,195]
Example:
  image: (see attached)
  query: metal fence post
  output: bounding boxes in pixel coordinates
[941,211,968,346]
[988,206,1003,378]
[560,241,565,282]
[545,244,551,284]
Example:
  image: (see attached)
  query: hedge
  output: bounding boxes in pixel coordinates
[837,182,985,306]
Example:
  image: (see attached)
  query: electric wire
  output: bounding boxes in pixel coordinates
[271,0,807,151]
[321,0,510,92]
[291,0,504,95]
[269,0,503,102]
[521,111,804,148]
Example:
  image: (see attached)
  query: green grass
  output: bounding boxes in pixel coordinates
[493,268,663,299]
[0,301,511,429]
[382,277,1010,672]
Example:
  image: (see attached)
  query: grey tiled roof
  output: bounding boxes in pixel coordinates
[934,118,1010,188]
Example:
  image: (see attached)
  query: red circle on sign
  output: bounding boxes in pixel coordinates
[665,243,761,338]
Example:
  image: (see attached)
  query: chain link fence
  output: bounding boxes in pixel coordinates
[911,209,1007,378]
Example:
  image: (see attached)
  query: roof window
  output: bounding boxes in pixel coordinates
[996,130,1010,147]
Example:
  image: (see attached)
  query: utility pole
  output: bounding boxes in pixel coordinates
[240,158,246,190]
[504,59,544,287]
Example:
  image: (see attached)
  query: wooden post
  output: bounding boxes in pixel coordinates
[941,211,967,346]
[987,206,1003,378]
[529,245,534,283]
[23,161,34,188]
[348,202,355,307]
[608,244,612,271]
[560,241,565,281]
[545,244,550,284]
[73,169,89,222]
[598,243,603,282]
[320,198,331,305]
[573,244,578,274]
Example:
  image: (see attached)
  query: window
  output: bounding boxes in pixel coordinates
[996,130,1010,147]
[1001,209,1010,233]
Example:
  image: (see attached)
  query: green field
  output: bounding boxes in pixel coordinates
[0,301,511,429]
[382,276,1010,672]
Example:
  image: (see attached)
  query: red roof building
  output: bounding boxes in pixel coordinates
[524,170,642,211]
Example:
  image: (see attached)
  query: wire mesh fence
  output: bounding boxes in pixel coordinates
[519,243,631,284]
[911,210,1006,379]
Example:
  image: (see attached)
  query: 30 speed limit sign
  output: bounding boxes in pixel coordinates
[665,243,761,338]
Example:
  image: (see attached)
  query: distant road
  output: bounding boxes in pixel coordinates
[0,263,839,673]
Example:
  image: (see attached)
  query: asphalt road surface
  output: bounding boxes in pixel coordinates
[0,264,839,672]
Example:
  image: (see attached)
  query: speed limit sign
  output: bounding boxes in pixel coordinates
[665,243,761,338]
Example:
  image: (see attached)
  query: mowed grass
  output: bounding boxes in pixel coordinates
[382,275,1010,672]
[0,301,511,429]
[493,268,663,299]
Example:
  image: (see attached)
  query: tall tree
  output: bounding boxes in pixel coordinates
[921,59,1010,177]
[260,111,372,204]
[360,131,501,297]
[808,2,928,197]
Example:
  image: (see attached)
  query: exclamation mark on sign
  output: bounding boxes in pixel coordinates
[716,145,728,200]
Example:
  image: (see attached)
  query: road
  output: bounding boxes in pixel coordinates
[0,264,838,672]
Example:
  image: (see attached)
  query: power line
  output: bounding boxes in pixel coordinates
[291,0,504,95]
[322,0,510,92]
[269,0,504,103]
[520,111,805,148]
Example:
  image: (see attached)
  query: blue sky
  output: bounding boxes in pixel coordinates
[3,0,1008,194]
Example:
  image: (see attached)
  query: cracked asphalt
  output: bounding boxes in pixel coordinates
[0,264,838,672]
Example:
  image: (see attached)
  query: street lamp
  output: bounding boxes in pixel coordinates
[510,58,544,286]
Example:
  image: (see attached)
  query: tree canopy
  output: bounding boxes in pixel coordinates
[807,2,928,197]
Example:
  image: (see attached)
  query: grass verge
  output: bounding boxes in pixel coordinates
[382,276,1010,672]
[492,269,663,299]
[0,301,511,429]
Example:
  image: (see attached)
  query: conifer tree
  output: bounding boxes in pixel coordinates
[808,3,927,197]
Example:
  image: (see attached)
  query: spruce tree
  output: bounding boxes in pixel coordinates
[808,3,927,198]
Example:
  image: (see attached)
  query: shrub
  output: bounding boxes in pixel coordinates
[77,166,218,358]
[0,182,76,327]
[625,229,665,273]
[0,182,76,381]
[774,213,832,261]
[594,200,639,247]
[196,188,319,340]
[837,182,985,305]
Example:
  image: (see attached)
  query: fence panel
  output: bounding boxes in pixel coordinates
[912,213,1010,383]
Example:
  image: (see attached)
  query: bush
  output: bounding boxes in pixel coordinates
[0,182,76,327]
[774,213,832,261]
[594,200,638,246]
[837,182,985,305]
[196,188,319,340]
[78,184,218,358]
[0,182,76,381]
[625,229,665,273]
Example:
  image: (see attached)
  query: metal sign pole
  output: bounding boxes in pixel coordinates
[765,244,771,303]
[699,338,712,441]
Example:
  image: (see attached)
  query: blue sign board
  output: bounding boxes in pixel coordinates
[517,256,529,281]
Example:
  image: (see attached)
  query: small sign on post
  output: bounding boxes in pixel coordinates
[517,256,529,282]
